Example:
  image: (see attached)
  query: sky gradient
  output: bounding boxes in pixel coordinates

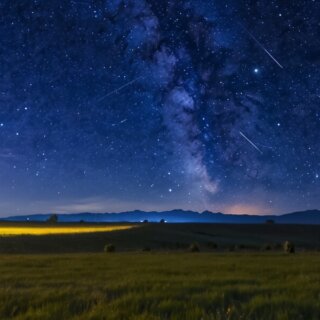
[0,0,319,216]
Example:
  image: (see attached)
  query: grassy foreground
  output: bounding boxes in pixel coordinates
[0,252,319,320]
[0,224,134,236]
[0,222,319,253]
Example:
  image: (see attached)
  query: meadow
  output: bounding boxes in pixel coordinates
[0,223,133,236]
[0,222,319,319]
[0,222,319,253]
[0,252,319,320]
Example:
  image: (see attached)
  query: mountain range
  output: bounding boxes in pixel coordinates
[1,209,320,224]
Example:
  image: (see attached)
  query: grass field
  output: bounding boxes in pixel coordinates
[0,224,134,236]
[0,222,319,253]
[0,252,319,320]
[0,222,319,319]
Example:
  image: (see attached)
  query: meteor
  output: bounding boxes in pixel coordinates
[239,131,263,154]
[111,119,128,127]
[97,77,142,103]
[239,24,284,69]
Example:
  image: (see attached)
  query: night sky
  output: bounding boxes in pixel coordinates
[0,0,319,216]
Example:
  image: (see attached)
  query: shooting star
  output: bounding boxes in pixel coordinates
[96,77,142,103]
[239,23,284,69]
[111,119,128,127]
[256,142,274,150]
[239,131,263,154]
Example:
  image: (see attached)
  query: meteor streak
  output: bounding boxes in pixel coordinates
[239,131,263,154]
[97,77,142,103]
[111,119,128,127]
[240,24,284,69]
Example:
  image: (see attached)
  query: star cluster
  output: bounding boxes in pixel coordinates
[0,0,319,215]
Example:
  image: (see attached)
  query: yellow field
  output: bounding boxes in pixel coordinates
[0,225,134,236]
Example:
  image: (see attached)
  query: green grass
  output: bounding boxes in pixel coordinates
[0,222,319,319]
[0,224,134,236]
[0,222,319,253]
[0,252,319,320]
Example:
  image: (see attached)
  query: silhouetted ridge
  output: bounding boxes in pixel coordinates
[2,209,319,224]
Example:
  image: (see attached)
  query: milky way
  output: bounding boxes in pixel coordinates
[0,0,319,216]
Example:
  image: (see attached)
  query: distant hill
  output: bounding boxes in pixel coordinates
[1,209,320,224]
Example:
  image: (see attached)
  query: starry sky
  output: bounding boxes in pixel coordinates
[0,0,319,216]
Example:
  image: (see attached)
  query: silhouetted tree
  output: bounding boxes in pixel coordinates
[47,214,58,223]
[265,219,275,224]
[160,219,165,223]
